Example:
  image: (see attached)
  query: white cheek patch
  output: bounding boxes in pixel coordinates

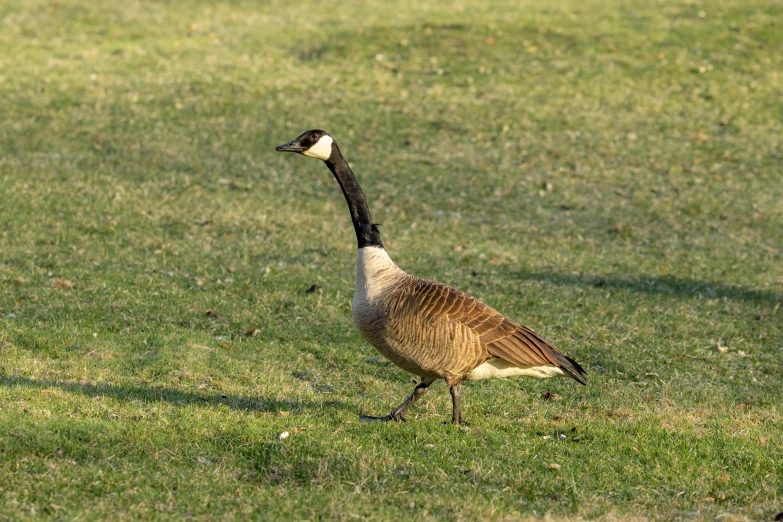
[303,135,334,160]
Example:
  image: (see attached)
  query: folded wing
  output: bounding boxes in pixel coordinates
[411,279,586,384]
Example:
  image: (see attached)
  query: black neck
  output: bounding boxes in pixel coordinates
[324,144,384,249]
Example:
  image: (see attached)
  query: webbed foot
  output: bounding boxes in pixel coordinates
[359,413,406,422]
[358,378,434,424]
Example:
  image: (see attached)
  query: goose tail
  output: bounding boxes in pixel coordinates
[555,353,587,385]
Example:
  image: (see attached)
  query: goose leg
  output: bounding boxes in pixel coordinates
[450,383,466,425]
[360,377,434,422]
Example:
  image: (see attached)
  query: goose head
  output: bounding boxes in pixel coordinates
[276,129,334,161]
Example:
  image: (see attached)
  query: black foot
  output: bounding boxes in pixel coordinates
[442,419,470,426]
[359,413,406,423]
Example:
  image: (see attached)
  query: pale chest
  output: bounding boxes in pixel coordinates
[351,247,404,302]
[351,247,405,340]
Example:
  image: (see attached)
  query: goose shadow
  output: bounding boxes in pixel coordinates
[0,374,349,414]
[505,271,782,304]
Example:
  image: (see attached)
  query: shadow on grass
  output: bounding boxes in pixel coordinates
[510,271,783,304]
[0,374,349,414]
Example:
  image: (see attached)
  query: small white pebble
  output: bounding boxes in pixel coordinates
[559,434,567,440]
[737,350,746,357]
[92,333,98,338]
[278,431,290,440]
[542,435,552,440]
[6,313,16,319]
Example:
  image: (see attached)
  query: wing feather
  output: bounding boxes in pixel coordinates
[388,278,586,384]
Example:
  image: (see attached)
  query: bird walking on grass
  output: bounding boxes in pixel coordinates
[276,130,586,424]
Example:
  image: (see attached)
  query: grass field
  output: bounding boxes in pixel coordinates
[1,0,782,519]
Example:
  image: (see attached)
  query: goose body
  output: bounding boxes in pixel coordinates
[277,130,585,424]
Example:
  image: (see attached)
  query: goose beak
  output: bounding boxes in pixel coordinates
[275,139,305,153]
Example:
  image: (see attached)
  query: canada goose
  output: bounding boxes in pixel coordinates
[276,129,586,424]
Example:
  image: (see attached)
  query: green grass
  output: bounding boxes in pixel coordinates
[1,0,782,519]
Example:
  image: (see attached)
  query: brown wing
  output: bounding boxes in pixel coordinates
[407,278,586,384]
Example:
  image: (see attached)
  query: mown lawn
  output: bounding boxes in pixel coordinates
[1,0,781,519]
